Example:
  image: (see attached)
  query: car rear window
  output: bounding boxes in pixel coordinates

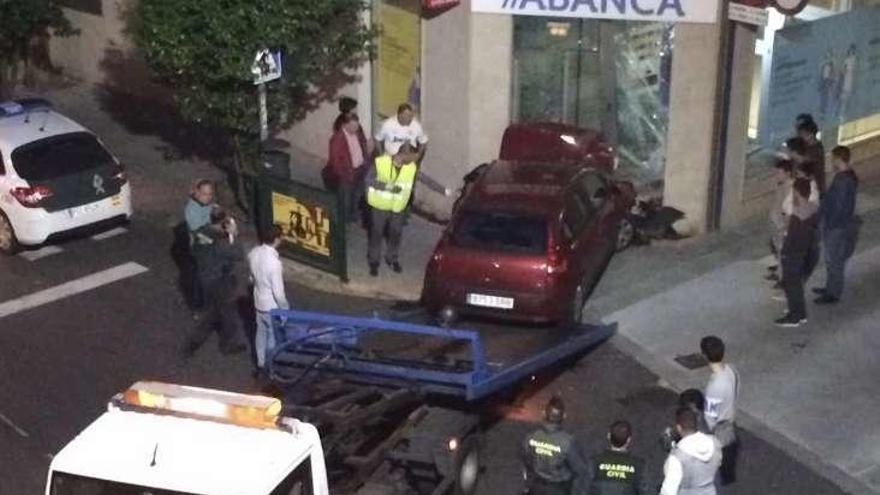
[11,132,114,181]
[452,211,547,254]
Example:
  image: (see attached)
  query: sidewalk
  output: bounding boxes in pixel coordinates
[585,182,880,495]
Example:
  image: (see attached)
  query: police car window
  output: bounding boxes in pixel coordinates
[51,471,196,495]
[270,456,313,495]
[11,132,114,181]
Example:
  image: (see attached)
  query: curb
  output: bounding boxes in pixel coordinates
[282,259,420,302]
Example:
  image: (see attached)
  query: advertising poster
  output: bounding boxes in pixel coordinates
[271,191,332,257]
[763,7,880,147]
[377,0,422,118]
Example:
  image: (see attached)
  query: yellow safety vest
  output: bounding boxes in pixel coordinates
[367,155,417,213]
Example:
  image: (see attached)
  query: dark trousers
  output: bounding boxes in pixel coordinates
[189,277,242,351]
[525,478,571,495]
[339,168,366,224]
[782,260,807,319]
[823,227,848,299]
[368,208,404,266]
[720,441,740,485]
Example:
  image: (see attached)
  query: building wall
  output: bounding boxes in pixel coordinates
[49,1,130,86]
[663,20,723,234]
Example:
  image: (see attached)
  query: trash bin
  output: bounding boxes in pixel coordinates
[261,149,291,181]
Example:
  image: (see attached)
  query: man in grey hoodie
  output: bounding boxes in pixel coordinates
[660,408,722,495]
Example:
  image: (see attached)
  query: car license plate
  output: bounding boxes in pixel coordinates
[68,202,101,218]
[467,293,514,310]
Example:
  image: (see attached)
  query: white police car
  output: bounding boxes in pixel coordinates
[0,98,132,254]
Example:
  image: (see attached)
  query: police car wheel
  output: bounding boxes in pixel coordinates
[454,437,481,495]
[0,211,20,255]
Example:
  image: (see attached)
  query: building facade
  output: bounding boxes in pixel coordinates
[48,0,880,233]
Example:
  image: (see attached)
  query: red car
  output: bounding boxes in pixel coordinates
[422,159,635,324]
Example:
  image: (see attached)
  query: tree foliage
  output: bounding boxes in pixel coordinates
[131,0,375,139]
[0,0,76,90]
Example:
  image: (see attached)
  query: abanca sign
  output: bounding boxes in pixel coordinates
[472,0,720,23]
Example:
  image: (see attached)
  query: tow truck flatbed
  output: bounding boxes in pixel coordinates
[267,309,614,494]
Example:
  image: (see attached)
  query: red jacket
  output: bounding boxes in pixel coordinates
[327,128,367,185]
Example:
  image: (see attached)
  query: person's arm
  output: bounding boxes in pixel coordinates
[415,122,429,164]
[416,169,449,195]
[659,455,683,495]
[184,202,201,233]
[328,132,352,183]
[365,160,383,190]
[271,257,290,310]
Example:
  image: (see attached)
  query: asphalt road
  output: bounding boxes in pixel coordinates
[0,204,849,495]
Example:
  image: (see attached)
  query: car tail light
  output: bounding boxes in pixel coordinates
[11,186,53,207]
[546,245,568,274]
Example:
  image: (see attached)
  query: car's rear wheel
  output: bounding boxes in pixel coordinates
[616,217,635,252]
[0,211,20,255]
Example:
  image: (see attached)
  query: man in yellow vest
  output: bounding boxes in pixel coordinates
[366,141,418,276]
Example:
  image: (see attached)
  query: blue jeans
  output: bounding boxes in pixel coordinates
[823,227,849,299]
[255,311,276,369]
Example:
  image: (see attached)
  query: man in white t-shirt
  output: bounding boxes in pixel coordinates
[375,103,429,164]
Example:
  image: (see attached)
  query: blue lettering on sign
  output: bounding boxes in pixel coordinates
[630,0,653,15]
[569,0,598,13]
[603,0,627,14]
[657,0,684,16]
[498,0,688,17]
[520,0,547,9]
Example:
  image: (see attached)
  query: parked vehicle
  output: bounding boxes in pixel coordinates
[0,98,132,254]
[423,160,635,324]
[46,381,329,495]
[499,122,616,172]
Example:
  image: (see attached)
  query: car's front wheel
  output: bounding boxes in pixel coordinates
[0,210,20,255]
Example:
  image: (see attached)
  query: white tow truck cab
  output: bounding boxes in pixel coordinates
[45,381,329,495]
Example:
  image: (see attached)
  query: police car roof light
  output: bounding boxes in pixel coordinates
[116,381,284,430]
[0,98,53,119]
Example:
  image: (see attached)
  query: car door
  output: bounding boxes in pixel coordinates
[559,187,597,292]
[575,170,617,259]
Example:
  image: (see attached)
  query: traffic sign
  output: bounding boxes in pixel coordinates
[251,49,282,85]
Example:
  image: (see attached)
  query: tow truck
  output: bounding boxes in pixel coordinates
[45,310,613,495]
[265,309,615,494]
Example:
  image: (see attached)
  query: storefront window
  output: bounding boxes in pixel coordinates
[511,17,672,185]
[374,0,422,119]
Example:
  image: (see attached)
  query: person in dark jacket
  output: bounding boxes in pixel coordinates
[815,145,858,304]
[776,178,820,328]
[185,208,246,356]
[585,420,648,495]
[796,119,826,195]
[522,396,588,495]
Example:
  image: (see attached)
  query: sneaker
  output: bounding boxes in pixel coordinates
[811,287,827,295]
[774,314,806,328]
[369,263,379,277]
[814,294,839,305]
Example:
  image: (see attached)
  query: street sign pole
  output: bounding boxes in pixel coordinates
[258,83,268,141]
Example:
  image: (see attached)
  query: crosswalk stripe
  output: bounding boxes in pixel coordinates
[90,226,129,241]
[0,262,149,319]
[18,245,64,262]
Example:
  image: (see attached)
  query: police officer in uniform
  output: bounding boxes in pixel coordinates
[585,420,648,495]
[521,396,588,495]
